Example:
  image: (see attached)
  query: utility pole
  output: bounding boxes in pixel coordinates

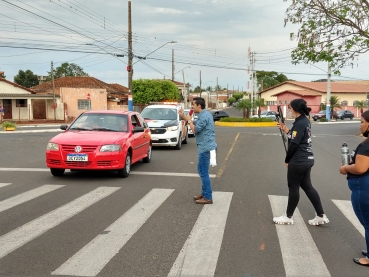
[199,70,202,98]
[326,63,331,122]
[227,84,229,103]
[182,70,186,108]
[216,77,219,110]
[127,1,133,111]
[51,61,56,121]
[172,49,175,81]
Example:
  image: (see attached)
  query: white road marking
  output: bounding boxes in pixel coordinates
[332,199,364,237]
[0,186,119,259]
[51,188,174,277]
[167,191,233,277]
[0,184,64,213]
[0,168,215,178]
[0,183,12,188]
[268,195,331,277]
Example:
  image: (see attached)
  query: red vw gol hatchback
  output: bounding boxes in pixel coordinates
[46,111,152,178]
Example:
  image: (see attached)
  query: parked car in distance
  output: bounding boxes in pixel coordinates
[251,110,277,121]
[184,109,197,137]
[46,111,152,178]
[141,104,188,149]
[210,110,229,121]
[312,110,338,121]
[337,110,354,120]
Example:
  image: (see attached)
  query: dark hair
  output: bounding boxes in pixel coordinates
[362,110,369,123]
[289,98,311,116]
[193,97,206,109]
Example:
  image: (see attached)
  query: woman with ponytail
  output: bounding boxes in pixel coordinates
[273,98,329,226]
[340,110,369,266]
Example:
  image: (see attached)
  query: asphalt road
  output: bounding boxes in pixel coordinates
[0,115,367,277]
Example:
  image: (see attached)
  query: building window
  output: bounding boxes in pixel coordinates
[341,100,348,106]
[353,100,360,107]
[284,100,288,104]
[15,99,27,107]
[78,99,90,110]
[279,100,282,104]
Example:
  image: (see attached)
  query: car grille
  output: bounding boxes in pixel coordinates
[150,128,166,134]
[64,161,92,167]
[97,161,112,166]
[61,145,98,153]
[47,159,61,165]
[152,139,168,143]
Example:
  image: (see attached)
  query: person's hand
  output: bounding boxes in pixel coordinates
[285,163,288,168]
[178,108,185,120]
[277,121,288,133]
[339,165,348,175]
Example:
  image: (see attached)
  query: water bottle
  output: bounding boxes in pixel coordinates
[341,142,350,165]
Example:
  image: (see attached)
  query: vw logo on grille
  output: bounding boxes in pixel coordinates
[75,146,82,153]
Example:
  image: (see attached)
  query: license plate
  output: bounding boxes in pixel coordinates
[151,136,158,141]
[67,154,88,161]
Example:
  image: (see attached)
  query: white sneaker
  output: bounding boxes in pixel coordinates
[273,213,294,225]
[308,214,329,226]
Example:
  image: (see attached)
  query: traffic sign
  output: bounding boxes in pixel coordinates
[87,93,90,100]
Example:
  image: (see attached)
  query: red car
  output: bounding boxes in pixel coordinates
[46,110,152,178]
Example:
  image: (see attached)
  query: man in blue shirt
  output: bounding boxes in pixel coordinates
[179,97,217,204]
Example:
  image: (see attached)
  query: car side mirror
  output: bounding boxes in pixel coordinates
[132,127,145,133]
[60,125,68,130]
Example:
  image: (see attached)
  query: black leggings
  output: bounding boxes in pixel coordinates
[286,163,325,217]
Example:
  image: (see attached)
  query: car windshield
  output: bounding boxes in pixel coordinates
[141,108,178,120]
[260,111,268,115]
[319,111,325,114]
[69,113,128,132]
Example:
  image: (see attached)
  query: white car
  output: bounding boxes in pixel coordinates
[251,110,277,121]
[184,109,198,137]
[141,105,188,150]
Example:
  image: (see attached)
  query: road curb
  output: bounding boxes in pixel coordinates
[215,122,277,127]
[0,129,63,134]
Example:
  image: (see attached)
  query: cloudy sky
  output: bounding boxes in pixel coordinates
[1,0,369,91]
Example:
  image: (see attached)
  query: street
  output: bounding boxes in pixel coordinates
[0,118,367,277]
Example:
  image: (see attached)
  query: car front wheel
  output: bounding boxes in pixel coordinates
[175,133,182,150]
[117,152,131,178]
[142,145,152,163]
[50,168,65,177]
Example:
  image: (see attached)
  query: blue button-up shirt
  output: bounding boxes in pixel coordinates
[194,110,217,153]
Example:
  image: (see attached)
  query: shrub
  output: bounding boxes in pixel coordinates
[1,121,17,129]
[220,117,273,122]
[319,118,328,122]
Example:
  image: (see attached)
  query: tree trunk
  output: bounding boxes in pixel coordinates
[243,108,246,118]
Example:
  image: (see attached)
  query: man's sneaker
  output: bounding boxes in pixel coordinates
[308,214,329,226]
[273,213,294,225]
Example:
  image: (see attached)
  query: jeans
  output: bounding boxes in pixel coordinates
[286,163,324,217]
[348,175,369,258]
[197,151,212,200]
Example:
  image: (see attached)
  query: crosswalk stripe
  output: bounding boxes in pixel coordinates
[0,186,119,259]
[51,188,174,277]
[332,199,364,237]
[0,185,64,213]
[167,191,233,277]
[268,195,331,277]
[0,183,12,188]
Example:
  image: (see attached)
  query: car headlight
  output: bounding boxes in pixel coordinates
[100,144,121,152]
[46,142,59,151]
[167,126,179,131]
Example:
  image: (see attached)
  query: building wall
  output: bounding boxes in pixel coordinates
[107,101,128,111]
[259,84,302,103]
[0,82,33,95]
[60,88,107,119]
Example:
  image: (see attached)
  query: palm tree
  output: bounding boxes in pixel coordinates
[323,96,341,119]
[354,100,366,114]
[206,86,212,91]
[236,99,252,118]
[254,98,267,117]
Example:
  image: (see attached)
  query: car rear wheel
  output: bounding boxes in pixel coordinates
[142,145,152,163]
[50,168,65,177]
[175,133,182,150]
[117,152,131,178]
[350,116,353,120]
[341,116,344,120]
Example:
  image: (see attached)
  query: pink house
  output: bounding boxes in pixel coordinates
[272,90,322,113]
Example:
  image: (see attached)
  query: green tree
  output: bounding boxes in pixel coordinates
[0,72,5,78]
[47,62,88,80]
[354,100,366,114]
[256,71,290,90]
[321,96,341,118]
[233,93,244,101]
[284,0,369,74]
[236,99,252,118]
[14,69,39,88]
[254,98,267,118]
[205,86,212,91]
[132,79,179,104]
[228,97,236,104]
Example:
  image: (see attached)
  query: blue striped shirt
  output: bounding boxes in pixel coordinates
[194,110,217,153]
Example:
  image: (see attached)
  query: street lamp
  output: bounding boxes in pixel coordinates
[175,66,191,75]
[133,41,177,65]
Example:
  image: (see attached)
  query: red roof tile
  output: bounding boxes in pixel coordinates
[272,90,322,97]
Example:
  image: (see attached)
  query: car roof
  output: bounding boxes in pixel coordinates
[82,110,136,115]
[144,105,178,109]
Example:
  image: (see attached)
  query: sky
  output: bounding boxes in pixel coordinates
[1,0,369,92]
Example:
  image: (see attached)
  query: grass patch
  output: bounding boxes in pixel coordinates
[220,117,273,122]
